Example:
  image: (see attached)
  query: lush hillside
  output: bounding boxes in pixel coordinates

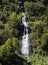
[0,0,48,65]
[24,0,48,65]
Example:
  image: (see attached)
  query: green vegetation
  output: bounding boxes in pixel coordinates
[25,0,48,65]
[0,0,48,65]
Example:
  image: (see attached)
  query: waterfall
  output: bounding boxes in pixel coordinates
[21,13,29,62]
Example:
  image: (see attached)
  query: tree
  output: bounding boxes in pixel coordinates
[41,33,48,54]
[0,37,18,63]
[24,1,46,21]
[0,37,27,65]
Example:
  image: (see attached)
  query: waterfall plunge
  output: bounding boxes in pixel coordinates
[21,13,29,61]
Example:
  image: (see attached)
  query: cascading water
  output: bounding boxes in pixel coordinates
[21,13,29,62]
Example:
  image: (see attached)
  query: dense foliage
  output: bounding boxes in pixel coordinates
[25,0,48,65]
[0,0,48,65]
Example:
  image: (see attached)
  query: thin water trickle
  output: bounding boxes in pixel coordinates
[21,12,29,61]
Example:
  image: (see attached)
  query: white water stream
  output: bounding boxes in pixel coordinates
[21,13,29,61]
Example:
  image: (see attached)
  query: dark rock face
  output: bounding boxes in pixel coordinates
[19,0,25,12]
